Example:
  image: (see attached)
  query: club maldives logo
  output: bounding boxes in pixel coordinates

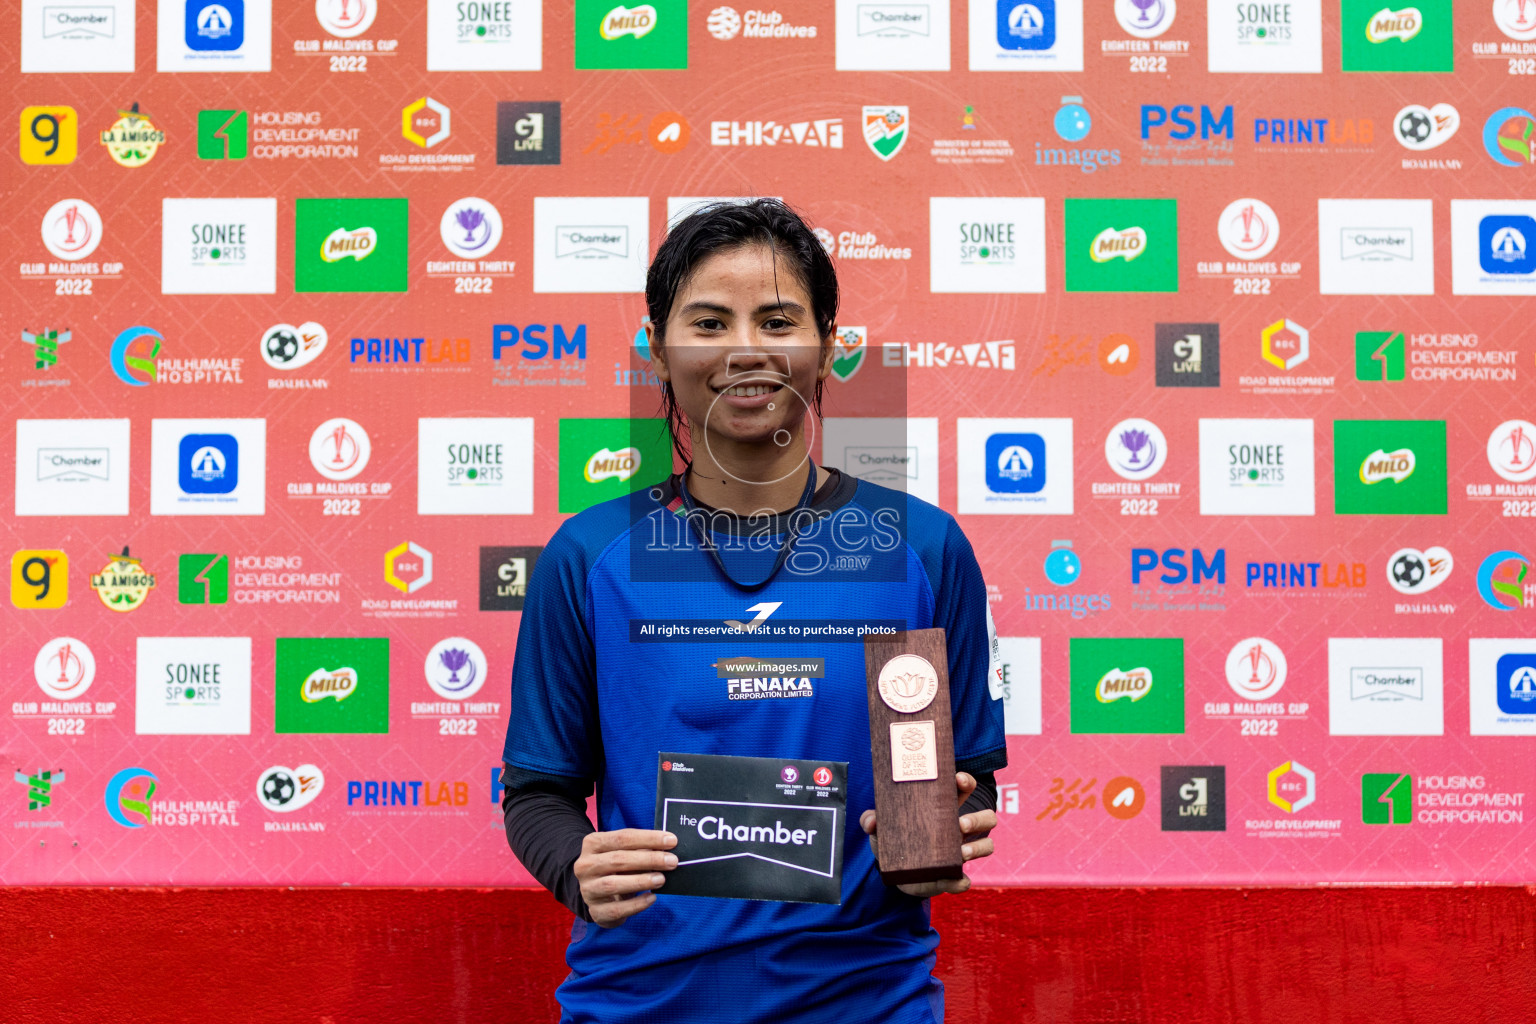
[1394,103,1458,150]
[440,198,503,259]
[1488,420,1536,482]
[862,106,909,161]
[321,226,377,263]
[830,327,866,382]
[1478,550,1532,610]
[1217,199,1279,261]
[104,767,158,827]
[1485,108,1536,167]
[1360,448,1415,484]
[34,636,96,700]
[257,764,324,812]
[1388,546,1453,594]
[1090,226,1146,262]
[586,446,641,483]
[41,199,102,261]
[308,418,371,481]
[99,103,165,167]
[1225,637,1287,700]
[261,322,327,371]
[1495,0,1536,38]
[316,0,376,38]
[425,637,489,700]
[21,327,70,370]
[89,547,156,612]
[1104,418,1166,481]
[1365,5,1421,41]
[1096,666,1151,702]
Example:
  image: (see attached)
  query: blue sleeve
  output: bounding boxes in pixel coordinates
[930,518,1008,773]
[502,524,601,782]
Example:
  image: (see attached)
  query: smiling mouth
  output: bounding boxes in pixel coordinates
[712,380,786,398]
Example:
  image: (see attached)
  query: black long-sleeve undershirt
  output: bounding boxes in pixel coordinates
[502,765,999,922]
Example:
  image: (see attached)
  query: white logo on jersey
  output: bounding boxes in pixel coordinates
[725,601,782,632]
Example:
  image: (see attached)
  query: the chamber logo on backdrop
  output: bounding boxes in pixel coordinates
[1329,637,1444,735]
[1317,199,1435,295]
[15,418,129,517]
[295,197,409,293]
[21,0,136,73]
[533,197,648,292]
[275,637,390,734]
[835,0,950,71]
[479,546,542,611]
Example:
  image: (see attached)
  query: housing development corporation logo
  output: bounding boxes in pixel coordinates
[1361,772,1412,824]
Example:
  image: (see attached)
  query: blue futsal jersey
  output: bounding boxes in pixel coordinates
[503,469,1007,1024]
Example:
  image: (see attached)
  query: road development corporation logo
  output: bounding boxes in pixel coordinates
[1387,546,1453,595]
[1394,103,1458,150]
[104,767,157,827]
[34,637,95,700]
[402,97,451,149]
[257,764,324,813]
[440,198,503,259]
[1484,108,1536,167]
[1268,761,1316,814]
[41,199,102,262]
[1225,637,1287,700]
[384,541,432,594]
[862,106,909,160]
[261,322,327,371]
[425,637,488,700]
[1104,418,1167,481]
[1217,198,1279,260]
[1261,320,1309,370]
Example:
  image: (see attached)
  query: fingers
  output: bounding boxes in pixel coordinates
[859,809,877,835]
[897,875,972,898]
[959,809,998,838]
[582,869,667,901]
[961,836,994,862]
[583,829,677,855]
[575,849,679,880]
[590,891,657,928]
[954,772,976,807]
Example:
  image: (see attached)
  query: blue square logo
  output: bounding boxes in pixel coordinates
[1496,653,1536,715]
[1480,215,1536,276]
[179,434,239,494]
[996,0,1055,50]
[186,0,244,51]
[985,433,1046,493]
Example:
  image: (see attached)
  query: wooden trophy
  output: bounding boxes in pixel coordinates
[863,628,964,885]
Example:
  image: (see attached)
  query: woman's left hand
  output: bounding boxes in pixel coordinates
[858,771,997,898]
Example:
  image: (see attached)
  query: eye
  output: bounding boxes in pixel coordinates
[693,316,727,332]
[762,316,795,331]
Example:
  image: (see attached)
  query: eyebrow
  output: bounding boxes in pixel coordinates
[676,299,810,319]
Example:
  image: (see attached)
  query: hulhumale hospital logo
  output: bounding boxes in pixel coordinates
[1484,108,1536,167]
[111,326,162,385]
[1477,550,1532,610]
[104,766,157,827]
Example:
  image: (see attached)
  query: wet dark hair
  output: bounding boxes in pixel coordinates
[644,198,840,469]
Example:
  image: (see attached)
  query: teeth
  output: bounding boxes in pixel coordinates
[725,384,776,397]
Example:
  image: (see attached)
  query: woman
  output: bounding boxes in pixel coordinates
[501,199,1006,1023]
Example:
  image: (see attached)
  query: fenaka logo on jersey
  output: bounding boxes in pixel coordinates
[586,447,641,483]
[1096,667,1151,702]
[1360,448,1415,484]
[1091,226,1146,262]
[1365,6,1420,41]
[321,227,376,263]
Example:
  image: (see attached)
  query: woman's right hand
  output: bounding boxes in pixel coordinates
[574,828,678,928]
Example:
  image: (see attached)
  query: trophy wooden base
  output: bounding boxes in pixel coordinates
[864,628,964,886]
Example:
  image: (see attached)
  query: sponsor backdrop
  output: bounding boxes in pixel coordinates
[5,0,1536,886]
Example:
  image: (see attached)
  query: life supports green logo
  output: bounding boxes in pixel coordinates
[177,554,229,604]
[1069,637,1185,734]
[575,0,688,69]
[1333,420,1447,514]
[1064,198,1179,293]
[1354,331,1405,381]
[197,110,248,160]
[1340,0,1453,71]
[275,637,390,734]
[294,197,410,294]
[1361,772,1413,824]
[559,418,672,513]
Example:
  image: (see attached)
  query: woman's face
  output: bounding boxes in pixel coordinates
[652,243,832,455]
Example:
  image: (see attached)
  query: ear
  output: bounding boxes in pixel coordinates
[816,325,837,382]
[645,320,669,383]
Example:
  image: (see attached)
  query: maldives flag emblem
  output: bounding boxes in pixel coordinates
[862,106,908,161]
[831,326,866,382]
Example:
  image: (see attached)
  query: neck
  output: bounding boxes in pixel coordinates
[683,430,826,515]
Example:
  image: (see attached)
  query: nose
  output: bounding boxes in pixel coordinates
[725,350,790,379]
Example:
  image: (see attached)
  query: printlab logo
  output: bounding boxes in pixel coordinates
[34,636,95,700]
[41,199,103,262]
[177,553,229,604]
[1104,418,1166,481]
[1361,773,1412,824]
[262,322,327,370]
[197,109,248,159]
[1487,420,1536,483]
[496,102,561,165]
[1154,323,1219,387]
[1393,103,1457,150]
[12,549,68,610]
[1387,546,1452,595]
[21,106,77,164]
[1160,766,1225,831]
[186,0,243,50]
[1069,637,1185,734]
[309,418,371,481]
[479,546,541,611]
[862,106,909,160]
[425,637,489,700]
[257,764,324,812]
[274,637,390,734]
[1216,198,1279,260]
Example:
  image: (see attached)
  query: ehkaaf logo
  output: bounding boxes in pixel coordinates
[1140,104,1234,140]
[1160,765,1225,831]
